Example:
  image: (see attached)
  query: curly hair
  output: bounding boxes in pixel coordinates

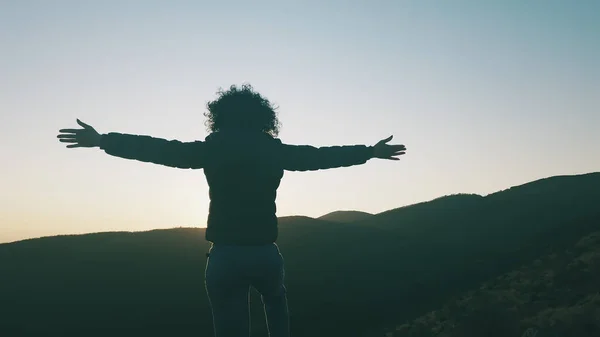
[204,84,281,137]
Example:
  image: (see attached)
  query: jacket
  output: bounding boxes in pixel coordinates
[99,129,375,245]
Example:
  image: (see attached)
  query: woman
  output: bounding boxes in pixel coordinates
[57,84,406,337]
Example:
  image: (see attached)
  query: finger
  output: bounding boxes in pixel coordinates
[59,129,82,133]
[59,139,78,143]
[386,156,400,161]
[380,135,393,144]
[66,144,83,148]
[392,151,406,156]
[77,119,92,129]
[390,145,406,151]
[57,134,77,139]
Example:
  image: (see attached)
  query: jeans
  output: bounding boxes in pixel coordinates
[205,243,290,337]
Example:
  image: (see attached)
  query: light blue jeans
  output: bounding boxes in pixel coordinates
[205,243,290,337]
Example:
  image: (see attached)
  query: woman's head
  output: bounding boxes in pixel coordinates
[204,84,280,137]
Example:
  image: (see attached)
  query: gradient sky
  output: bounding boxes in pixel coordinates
[1,0,598,243]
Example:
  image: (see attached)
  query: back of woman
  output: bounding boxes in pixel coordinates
[203,129,284,246]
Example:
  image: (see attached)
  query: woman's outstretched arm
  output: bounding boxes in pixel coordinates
[277,135,406,171]
[57,119,209,169]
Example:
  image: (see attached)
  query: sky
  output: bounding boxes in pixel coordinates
[1,0,598,243]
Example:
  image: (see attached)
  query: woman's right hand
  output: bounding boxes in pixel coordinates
[372,135,406,160]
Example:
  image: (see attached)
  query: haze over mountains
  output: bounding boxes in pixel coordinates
[1,172,599,337]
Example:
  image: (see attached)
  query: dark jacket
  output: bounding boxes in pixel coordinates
[99,130,375,245]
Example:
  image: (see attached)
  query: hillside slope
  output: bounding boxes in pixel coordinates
[384,230,600,337]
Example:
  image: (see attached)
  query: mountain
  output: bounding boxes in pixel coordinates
[383,229,600,337]
[1,172,599,337]
[318,210,374,223]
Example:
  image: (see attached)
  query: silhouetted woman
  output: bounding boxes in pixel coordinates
[57,84,406,337]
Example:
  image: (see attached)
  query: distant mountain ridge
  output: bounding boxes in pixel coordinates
[1,171,599,337]
[318,210,374,223]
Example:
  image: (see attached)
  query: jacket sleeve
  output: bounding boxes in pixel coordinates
[277,140,374,171]
[99,132,209,169]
